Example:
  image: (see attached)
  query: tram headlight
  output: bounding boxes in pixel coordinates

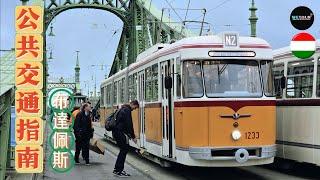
[232,130,241,141]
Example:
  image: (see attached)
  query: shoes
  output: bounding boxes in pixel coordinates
[121,171,131,177]
[85,162,91,166]
[113,170,131,178]
[74,159,80,165]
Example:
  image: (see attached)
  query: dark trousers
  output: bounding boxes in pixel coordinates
[113,130,130,172]
[75,135,90,163]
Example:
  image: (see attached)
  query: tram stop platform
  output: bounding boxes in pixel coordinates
[10,122,150,180]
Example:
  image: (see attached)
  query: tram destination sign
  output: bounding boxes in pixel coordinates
[208,51,256,57]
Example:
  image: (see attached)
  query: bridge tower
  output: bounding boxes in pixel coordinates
[74,51,80,93]
[249,0,258,37]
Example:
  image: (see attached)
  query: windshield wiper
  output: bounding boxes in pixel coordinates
[217,64,228,84]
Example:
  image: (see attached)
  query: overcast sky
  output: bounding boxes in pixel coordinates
[1,0,319,96]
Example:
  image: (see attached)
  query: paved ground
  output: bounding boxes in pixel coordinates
[40,123,151,180]
[10,122,319,180]
[5,169,35,180]
[92,123,320,180]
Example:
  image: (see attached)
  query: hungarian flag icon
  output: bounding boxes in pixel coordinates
[290,32,316,59]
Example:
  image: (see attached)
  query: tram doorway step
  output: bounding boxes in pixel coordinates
[140,153,172,168]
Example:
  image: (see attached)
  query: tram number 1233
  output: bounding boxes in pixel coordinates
[245,132,260,139]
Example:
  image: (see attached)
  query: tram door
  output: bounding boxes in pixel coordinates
[138,71,146,148]
[161,60,174,158]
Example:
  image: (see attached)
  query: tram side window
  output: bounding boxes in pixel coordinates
[101,87,105,106]
[287,59,314,98]
[113,82,118,105]
[128,75,133,101]
[152,64,158,101]
[104,87,107,106]
[273,63,284,98]
[145,64,159,102]
[261,61,275,97]
[118,78,125,103]
[121,78,125,103]
[145,67,153,102]
[176,58,182,99]
[106,84,112,107]
[128,74,137,101]
[182,61,203,98]
[317,58,320,97]
[134,74,137,100]
[118,80,122,103]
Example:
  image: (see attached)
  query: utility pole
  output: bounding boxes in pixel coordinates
[249,0,258,37]
[94,74,97,98]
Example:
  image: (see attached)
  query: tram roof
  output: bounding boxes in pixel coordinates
[136,34,272,62]
[102,34,272,85]
[273,40,320,58]
[171,35,271,48]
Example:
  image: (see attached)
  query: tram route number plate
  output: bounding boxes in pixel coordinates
[224,33,238,47]
[245,132,260,139]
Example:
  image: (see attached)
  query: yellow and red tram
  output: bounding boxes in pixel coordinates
[100,32,276,167]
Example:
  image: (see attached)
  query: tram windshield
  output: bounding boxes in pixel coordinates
[202,60,262,97]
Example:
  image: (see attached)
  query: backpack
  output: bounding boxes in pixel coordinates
[105,109,120,131]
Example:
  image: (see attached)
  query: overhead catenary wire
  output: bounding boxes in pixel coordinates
[214,23,250,27]
[191,0,233,21]
[105,27,122,49]
[164,0,184,21]
[206,0,233,14]
[184,0,191,22]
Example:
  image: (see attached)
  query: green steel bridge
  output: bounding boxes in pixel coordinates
[0,0,259,178]
[0,0,198,178]
[0,50,15,179]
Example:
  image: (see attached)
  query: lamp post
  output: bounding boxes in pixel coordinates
[48,50,53,60]
[48,24,55,37]
[20,0,28,5]
[83,80,90,97]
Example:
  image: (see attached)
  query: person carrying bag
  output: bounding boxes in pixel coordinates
[105,100,139,177]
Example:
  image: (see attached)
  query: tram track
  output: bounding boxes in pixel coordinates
[93,123,317,180]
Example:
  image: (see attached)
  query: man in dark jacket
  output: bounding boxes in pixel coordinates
[73,103,93,165]
[113,100,139,177]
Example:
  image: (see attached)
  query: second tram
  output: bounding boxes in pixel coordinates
[273,41,320,166]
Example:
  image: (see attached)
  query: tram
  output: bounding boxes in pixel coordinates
[273,41,320,166]
[100,32,276,167]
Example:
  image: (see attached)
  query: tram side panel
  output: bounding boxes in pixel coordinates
[132,109,140,138]
[276,104,320,165]
[144,103,162,144]
[99,107,106,127]
[273,48,320,166]
[174,106,209,148]
[99,106,115,132]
